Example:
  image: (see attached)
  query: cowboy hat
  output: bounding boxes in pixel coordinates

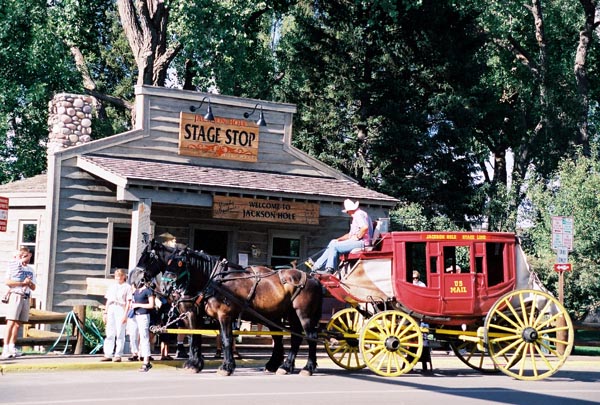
[342,199,360,212]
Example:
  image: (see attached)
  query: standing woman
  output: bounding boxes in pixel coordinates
[100,268,130,362]
[128,279,155,372]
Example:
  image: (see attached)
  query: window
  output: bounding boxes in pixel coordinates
[486,243,505,286]
[194,229,228,259]
[19,221,38,265]
[107,222,131,276]
[443,245,470,273]
[405,242,427,282]
[271,236,301,268]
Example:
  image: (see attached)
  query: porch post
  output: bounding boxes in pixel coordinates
[129,198,152,269]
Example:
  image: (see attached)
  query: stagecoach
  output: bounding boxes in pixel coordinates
[317,230,574,381]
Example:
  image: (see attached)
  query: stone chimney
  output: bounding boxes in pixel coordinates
[47,93,95,154]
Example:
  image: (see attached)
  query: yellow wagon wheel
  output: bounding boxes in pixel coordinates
[358,310,422,377]
[450,340,499,374]
[324,308,366,370]
[484,289,574,381]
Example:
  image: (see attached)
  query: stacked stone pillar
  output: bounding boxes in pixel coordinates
[47,94,95,154]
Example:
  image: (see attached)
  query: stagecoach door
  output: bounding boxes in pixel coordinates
[440,244,475,314]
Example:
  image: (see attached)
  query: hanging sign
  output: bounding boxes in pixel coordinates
[0,196,8,232]
[179,112,259,162]
[212,196,319,225]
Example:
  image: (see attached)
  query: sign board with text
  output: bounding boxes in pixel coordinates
[0,196,8,232]
[179,112,259,162]
[551,216,574,251]
[212,196,319,225]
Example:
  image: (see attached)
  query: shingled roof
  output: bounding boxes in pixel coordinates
[78,154,398,206]
[0,174,47,193]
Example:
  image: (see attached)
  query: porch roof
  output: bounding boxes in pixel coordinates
[77,154,398,207]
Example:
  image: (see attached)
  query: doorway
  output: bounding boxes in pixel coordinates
[193,229,228,259]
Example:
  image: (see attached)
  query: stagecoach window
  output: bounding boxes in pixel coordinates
[405,242,427,281]
[443,246,470,273]
[271,237,300,268]
[19,222,37,265]
[486,243,505,287]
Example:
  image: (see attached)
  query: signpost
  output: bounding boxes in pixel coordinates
[0,196,8,232]
[551,215,574,306]
[552,216,573,355]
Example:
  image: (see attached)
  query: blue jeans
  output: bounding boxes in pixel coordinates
[313,239,365,270]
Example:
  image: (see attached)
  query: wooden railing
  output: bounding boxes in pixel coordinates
[0,305,86,354]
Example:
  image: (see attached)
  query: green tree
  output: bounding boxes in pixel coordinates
[275,0,488,225]
[0,0,81,183]
[521,145,600,319]
[472,0,599,230]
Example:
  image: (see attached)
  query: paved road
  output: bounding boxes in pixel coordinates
[1,353,599,405]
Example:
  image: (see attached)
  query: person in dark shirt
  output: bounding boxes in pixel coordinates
[127,280,155,372]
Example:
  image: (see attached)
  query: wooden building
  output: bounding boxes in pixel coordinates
[0,85,397,313]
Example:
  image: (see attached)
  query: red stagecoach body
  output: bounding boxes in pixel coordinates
[321,231,532,326]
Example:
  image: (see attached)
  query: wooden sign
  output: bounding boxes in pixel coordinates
[179,112,259,162]
[213,196,319,225]
[0,196,8,232]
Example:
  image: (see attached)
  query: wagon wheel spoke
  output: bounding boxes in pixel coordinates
[485,289,574,381]
[359,310,421,377]
[450,339,499,374]
[324,308,366,370]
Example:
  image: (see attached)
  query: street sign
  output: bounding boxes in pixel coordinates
[556,247,569,264]
[552,216,574,251]
[554,263,572,272]
[0,196,8,232]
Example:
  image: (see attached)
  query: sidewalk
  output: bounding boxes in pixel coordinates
[1,350,597,374]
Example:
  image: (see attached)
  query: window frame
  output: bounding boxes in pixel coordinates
[268,230,307,268]
[106,219,132,277]
[18,220,38,265]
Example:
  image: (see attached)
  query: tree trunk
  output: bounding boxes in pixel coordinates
[116,0,181,87]
[573,0,598,156]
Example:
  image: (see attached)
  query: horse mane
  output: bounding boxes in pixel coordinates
[184,248,222,278]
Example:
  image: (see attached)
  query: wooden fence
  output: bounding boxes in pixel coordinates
[0,305,86,354]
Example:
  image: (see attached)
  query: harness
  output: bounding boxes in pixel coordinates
[156,253,320,342]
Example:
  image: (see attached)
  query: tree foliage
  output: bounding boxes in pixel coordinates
[0,0,81,183]
[275,0,488,224]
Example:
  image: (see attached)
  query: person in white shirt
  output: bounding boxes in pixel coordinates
[2,247,36,359]
[100,268,130,362]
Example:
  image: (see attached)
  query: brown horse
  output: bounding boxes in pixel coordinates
[135,239,323,376]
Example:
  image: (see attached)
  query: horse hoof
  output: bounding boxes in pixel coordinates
[276,368,289,375]
[217,368,233,376]
[299,369,313,377]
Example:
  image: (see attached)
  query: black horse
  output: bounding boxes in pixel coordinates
[134,239,323,376]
